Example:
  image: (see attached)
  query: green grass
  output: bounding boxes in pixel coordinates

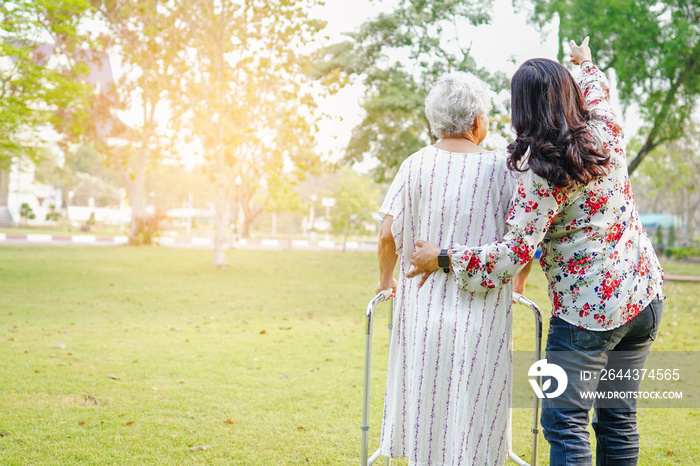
[0,247,698,464]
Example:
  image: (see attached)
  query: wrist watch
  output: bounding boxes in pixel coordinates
[438,249,451,274]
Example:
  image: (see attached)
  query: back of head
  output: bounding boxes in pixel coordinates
[507,58,609,188]
[425,71,492,140]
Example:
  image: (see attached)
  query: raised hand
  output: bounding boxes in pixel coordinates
[569,36,592,66]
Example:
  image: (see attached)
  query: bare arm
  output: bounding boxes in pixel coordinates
[512,258,534,295]
[376,215,398,296]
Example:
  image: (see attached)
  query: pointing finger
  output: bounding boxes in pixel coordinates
[582,36,589,46]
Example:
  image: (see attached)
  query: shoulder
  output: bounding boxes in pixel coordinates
[399,145,435,170]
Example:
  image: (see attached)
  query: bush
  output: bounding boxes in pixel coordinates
[129,214,163,246]
[45,205,61,222]
[20,203,36,224]
[664,247,700,260]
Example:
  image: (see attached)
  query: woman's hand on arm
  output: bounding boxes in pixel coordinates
[407,240,441,288]
[376,215,398,297]
[569,36,592,66]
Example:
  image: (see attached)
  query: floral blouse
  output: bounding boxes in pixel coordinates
[450,63,663,331]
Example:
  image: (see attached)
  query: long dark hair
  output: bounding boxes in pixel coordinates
[507,58,609,188]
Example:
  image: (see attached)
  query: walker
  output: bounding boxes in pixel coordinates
[360,291,543,466]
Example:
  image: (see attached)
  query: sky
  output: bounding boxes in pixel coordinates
[309,0,629,170]
[310,0,560,165]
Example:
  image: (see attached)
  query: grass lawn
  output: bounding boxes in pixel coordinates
[0,247,698,465]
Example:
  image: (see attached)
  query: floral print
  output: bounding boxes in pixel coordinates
[450,63,663,330]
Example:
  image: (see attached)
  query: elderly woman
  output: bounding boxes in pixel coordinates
[410,39,664,465]
[376,71,529,465]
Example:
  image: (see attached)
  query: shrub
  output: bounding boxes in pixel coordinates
[45,205,61,222]
[664,247,700,260]
[20,203,36,224]
[129,214,163,246]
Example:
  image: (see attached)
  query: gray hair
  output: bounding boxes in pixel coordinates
[424,72,493,139]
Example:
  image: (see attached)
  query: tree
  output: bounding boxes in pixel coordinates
[633,122,700,245]
[525,0,700,174]
[35,144,124,226]
[312,0,508,182]
[266,174,304,247]
[329,170,379,252]
[146,164,215,213]
[1,0,93,167]
[173,0,326,266]
[667,224,676,248]
[655,223,664,248]
[19,202,35,226]
[88,0,183,242]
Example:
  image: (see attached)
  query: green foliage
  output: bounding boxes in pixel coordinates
[668,224,677,248]
[664,246,700,260]
[656,225,664,248]
[19,202,35,223]
[45,205,60,222]
[88,0,186,242]
[171,0,327,251]
[313,0,508,182]
[0,0,94,165]
[35,145,124,210]
[266,175,304,216]
[633,124,700,246]
[525,0,700,173]
[329,171,380,247]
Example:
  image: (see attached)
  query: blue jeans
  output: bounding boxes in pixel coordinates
[541,298,663,466]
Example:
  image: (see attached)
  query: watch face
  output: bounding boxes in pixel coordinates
[438,249,449,268]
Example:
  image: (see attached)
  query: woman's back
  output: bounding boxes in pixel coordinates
[386,147,514,278]
[379,146,516,465]
[536,65,662,328]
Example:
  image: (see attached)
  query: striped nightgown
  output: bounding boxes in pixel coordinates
[378,147,517,466]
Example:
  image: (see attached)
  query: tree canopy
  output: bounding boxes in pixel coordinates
[313,0,507,182]
[526,0,700,173]
[0,0,93,167]
[634,121,700,244]
[172,0,327,265]
[88,0,185,241]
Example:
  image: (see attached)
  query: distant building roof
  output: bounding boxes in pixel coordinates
[638,213,676,227]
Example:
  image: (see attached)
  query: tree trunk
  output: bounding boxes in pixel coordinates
[241,217,251,238]
[212,178,229,267]
[127,153,147,240]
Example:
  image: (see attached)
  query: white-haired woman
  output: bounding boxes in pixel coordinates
[376,72,530,465]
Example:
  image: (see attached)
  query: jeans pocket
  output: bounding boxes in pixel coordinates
[570,325,614,351]
[648,298,663,341]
